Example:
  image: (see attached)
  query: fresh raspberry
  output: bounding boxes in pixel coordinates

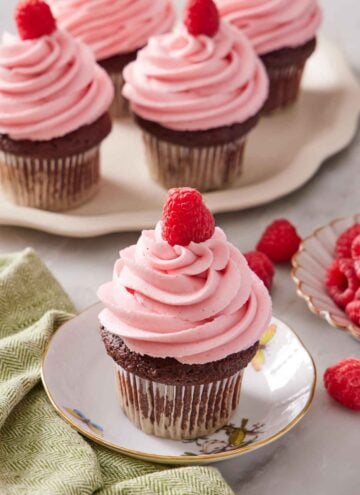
[345,300,360,327]
[351,235,360,260]
[244,251,274,291]
[325,258,360,308]
[256,219,301,263]
[15,0,56,41]
[323,358,360,411]
[354,260,360,280]
[162,188,215,246]
[184,0,220,37]
[335,224,360,259]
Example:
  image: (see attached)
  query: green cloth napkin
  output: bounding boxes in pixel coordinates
[0,248,234,495]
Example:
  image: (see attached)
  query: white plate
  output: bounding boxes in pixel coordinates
[292,214,360,341]
[1,37,359,238]
[41,304,316,465]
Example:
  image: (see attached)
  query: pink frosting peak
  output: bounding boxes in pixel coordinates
[47,0,175,61]
[123,21,268,131]
[0,30,113,141]
[98,224,272,365]
[216,0,322,55]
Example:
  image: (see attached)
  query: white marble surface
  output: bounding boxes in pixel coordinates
[0,1,359,494]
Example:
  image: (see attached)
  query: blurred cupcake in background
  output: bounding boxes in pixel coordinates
[0,0,114,211]
[48,0,175,119]
[123,0,269,192]
[216,0,322,112]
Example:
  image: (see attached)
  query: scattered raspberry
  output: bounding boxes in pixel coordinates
[184,0,220,37]
[323,358,360,411]
[244,251,274,291]
[325,258,360,309]
[351,235,360,260]
[15,0,56,41]
[335,224,360,259]
[162,188,215,246]
[345,300,360,327]
[256,219,301,263]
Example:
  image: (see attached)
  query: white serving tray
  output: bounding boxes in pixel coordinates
[0,37,359,238]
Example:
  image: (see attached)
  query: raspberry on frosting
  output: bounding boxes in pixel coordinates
[15,0,56,40]
[162,188,215,247]
[184,0,220,37]
[97,204,272,365]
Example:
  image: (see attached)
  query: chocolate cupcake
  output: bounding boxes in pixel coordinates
[0,1,113,211]
[217,0,322,112]
[97,188,272,440]
[48,0,175,119]
[123,1,269,192]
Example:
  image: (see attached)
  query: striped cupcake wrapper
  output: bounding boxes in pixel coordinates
[108,71,130,120]
[263,62,307,113]
[115,365,244,440]
[142,131,248,192]
[0,146,100,212]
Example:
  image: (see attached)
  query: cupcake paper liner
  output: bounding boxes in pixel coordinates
[115,364,244,440]
[108,71,129,119]
[0,146,100,212]
[262,62,306,113]
[142,131,248,191]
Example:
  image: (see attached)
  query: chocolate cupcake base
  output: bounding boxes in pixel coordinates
[101,328,258,440]
[99,51,138,120]
[134,113,260,192]
[261,38,317,113]
[0,113,111,211]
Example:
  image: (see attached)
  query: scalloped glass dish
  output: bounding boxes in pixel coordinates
[292,214,360,341]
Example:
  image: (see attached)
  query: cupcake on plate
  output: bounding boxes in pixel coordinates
[216,0,322,112]
[48,0,175,119]
[122,0,269,192]
[0,0,114,212]
[98,188,272,440]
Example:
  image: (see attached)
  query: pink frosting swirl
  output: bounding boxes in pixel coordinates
[123,22,268,131]
[217,0,322,55]
[0,30,113,141]
[98,224,272,365]
[48,0,175,61]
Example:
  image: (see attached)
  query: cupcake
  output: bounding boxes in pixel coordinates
[98,188,272,440]
[122,0,268,192]
[48,0,175,119]
[0,0,114,212]
[216,0,322,112]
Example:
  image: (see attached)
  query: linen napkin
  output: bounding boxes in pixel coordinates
[0,248,234,495]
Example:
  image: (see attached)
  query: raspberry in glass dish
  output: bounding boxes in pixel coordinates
[47,0,175,119]
[0,0,114,211]
[325,224,360,328]
[216,0,322,112]
[122,0,269,192]
[97,188,272,440]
